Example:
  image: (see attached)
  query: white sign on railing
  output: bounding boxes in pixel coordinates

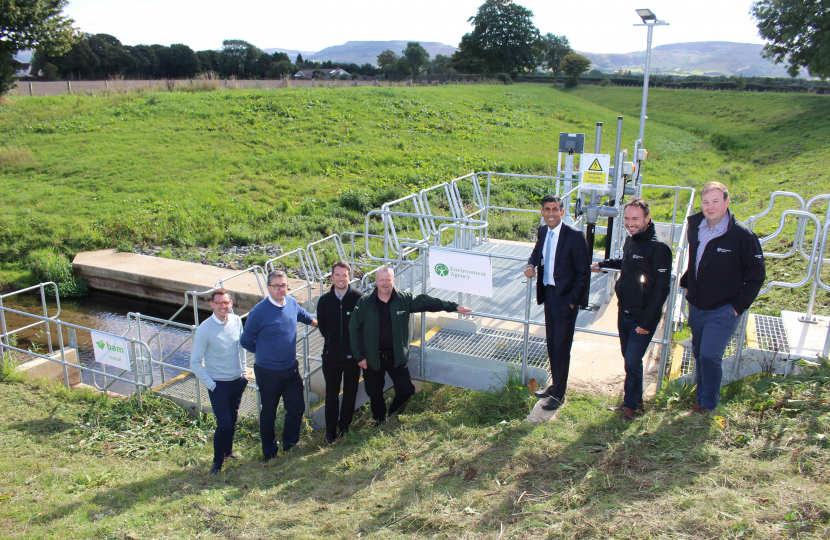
[428,247,493,297]
[90,330,133,372]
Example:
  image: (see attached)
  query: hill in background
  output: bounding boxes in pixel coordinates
[581,41,803,78]
[267,41,459,66]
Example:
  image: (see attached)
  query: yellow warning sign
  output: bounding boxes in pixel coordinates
[581,153,610,184]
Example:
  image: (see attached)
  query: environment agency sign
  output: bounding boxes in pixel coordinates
[90,330,133,372]
[428,247,493,297]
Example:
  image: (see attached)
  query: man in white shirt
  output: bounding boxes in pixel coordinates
[190,288,248,475]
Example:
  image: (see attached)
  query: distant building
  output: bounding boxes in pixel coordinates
[293,68,350,79]
[15,63,31,77]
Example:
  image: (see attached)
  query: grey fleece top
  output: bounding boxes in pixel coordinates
[190,314,247,391]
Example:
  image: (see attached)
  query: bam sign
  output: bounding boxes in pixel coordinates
[428,247,493,297]
[90,330,133,372]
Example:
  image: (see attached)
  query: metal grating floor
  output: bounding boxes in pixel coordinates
[679,314,790,377]
[154,374,260,416]
[424,327,549,368]
[753,315,790,353]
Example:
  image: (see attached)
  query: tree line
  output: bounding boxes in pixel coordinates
[29,35,384,81]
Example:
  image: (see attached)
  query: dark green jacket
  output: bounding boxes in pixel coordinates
[349,288,458,370]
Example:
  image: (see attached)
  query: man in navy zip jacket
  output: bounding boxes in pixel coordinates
[316,261,363,445]
[592,198,672,423]
[241,270,317,458]
[680,181,765,414]
[524,195,591,411]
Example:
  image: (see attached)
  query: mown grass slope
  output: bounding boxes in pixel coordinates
[0,363,828,539]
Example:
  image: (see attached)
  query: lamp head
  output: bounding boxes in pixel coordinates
[636,8,656,22]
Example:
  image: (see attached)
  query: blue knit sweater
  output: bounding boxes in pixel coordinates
[240,296,314,370]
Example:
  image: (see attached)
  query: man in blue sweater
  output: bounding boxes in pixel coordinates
[190,288,249,475]
[241,270,317,459]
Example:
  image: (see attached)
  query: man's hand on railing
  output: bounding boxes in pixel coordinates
[591,262,603,273]
[457,306,473,315]
[524,265,536,278]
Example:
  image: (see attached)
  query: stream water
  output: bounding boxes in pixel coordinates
[1,291,206,395]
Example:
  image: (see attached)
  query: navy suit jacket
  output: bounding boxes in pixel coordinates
[527,223,591,306]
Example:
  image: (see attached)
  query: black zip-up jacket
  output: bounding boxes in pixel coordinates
[598,221,673,331]
[317,285,363,365]
[679,210,765,315]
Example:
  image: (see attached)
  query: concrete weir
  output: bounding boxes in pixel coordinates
[72,249,319,312]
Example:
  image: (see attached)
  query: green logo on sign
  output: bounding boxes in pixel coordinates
[96,340,106,350]
[434,263,449,277]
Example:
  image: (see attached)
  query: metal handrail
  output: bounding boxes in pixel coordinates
[757,210,822,295]
[0,304,154,392]
[0,281,61,355]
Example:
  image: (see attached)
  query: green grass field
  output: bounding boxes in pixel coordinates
[0,362,827,539]
[2,83,828,312]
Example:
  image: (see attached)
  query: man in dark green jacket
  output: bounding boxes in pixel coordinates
[350,266,472,424]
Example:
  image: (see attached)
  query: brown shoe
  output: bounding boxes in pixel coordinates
[621,407,637,423]
[689,404,710,415]
[608,402,644,413]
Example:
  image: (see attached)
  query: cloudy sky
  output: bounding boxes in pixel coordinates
[63,0,766,54]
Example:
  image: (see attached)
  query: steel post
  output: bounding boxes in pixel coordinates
[638,25,654,144]
[595,122,602,153]
[421,248,427,378]
[521,275,533,385]
[484,173,491,241]
[657,274,678,390]
[40,285,53,353]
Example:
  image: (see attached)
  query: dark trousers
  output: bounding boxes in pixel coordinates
[688,303,741,410]
[322,359,361,437]
[206,376,248,466]
[362,351,415,421]
[543,284,578,403]
[617,314,656,410]
[254,363,304,457]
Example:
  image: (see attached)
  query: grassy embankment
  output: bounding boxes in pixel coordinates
[0,359,828,539]
[1,84,828,312]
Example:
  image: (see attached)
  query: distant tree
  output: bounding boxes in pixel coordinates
[560,53,591,87]
[447,34,485,73]
[359,62,378,76]
[539,33,572,82]
[195,49,221,75]
[312,69,324,79]
[588,68,602,77]
[157,44,199,78]
[1,0,76,94]
[734,74,746,90]
[296,53,303,65]
[268,60,294,78]
[402,42,430,77]
[454,0,540,76]
[86,33,134,78]
[751,0,829,78]
[377,49,397,68]
[221,39,261,78]
[429,54,454,74]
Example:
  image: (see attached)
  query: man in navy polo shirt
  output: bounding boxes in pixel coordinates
[241,270,317,459]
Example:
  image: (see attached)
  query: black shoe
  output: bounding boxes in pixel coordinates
[210,463,222,475]
[374,417,387,427]
[263,452,277,462]
[224,453,239,461]
[325,433,337,446]
[534,385,554,399]
[540,397,564,411]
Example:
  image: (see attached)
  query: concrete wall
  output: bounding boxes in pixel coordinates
[16,347,81,386]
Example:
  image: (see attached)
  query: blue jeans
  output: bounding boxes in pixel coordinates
[688,303,741,410]
[206,376,248,466]
[254,363,305,457]
[617,314,655,410]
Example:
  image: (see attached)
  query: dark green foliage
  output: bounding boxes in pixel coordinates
[27,249,88,297]
[339,189,373,213]
[451,0,540,76]
[751,0,830,78]
[496,73,512,84]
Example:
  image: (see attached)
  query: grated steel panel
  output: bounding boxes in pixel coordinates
[424,327,549,368]
[753,315,790,353]
[678,314,789,377]
[154,374,260,416]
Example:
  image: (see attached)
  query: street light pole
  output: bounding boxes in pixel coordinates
[634,9,669,145]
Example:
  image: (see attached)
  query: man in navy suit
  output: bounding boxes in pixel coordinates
[524,195,591,411]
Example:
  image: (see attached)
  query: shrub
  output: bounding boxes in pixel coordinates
[599,78,611,87]
[27,249,89,298]
[339,189,373,213]
[496,73,512,85]
[564,78,578,88]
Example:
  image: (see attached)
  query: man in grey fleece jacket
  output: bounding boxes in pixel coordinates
[190,288,249,475]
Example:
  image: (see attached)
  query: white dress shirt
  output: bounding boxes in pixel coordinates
[544,221,563,286]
